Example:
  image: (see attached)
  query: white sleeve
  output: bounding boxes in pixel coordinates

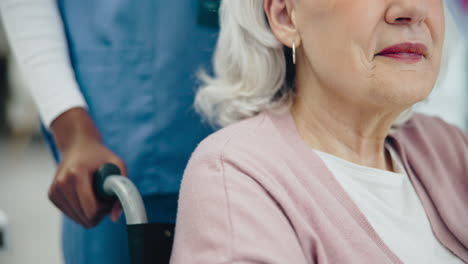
[0,0,87,128]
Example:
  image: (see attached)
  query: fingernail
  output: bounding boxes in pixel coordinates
[117,209,123,220]
[112,210,123,223]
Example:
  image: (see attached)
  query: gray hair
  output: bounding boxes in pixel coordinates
[196,0,454,128]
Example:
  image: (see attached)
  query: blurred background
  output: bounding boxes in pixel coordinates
[0,1,466,264]
[0,18,62,264]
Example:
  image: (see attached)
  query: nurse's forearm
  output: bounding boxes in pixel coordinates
[50,108,102,154]
[0,0,87,127]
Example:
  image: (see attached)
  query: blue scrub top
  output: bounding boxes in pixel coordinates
[55,0,219,196]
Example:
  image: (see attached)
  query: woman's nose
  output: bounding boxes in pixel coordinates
[385,0,428,25]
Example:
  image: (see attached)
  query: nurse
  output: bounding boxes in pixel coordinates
[0,0,219,263]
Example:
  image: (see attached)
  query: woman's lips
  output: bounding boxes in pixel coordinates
[376,42,428,62]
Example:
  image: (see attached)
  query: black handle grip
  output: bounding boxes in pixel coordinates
[93,163,121,201]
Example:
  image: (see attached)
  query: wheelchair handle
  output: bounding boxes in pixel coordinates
[93,164,148,225]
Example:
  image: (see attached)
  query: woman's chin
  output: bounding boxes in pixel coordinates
[365,84,433,111]
[378,76,435,106]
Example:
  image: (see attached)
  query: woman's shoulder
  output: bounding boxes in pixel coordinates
[186,111,298,181]
[193,112,281,158]
[392,113,467,174]
[396,113,467,147]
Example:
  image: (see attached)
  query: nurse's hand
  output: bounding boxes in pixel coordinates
[48,107,127,228]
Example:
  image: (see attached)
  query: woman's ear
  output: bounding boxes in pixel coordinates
[264,0,301,48]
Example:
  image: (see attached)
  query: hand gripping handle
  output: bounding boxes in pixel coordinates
[93,164,148,225]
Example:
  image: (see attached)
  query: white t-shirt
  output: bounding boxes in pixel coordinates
[315,145,464,264]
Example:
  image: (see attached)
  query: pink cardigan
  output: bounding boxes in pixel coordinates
[170,110,468,263]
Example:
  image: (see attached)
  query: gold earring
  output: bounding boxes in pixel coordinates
[292,41,296,65]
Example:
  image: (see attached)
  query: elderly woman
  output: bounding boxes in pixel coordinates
[170,0,467,263]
